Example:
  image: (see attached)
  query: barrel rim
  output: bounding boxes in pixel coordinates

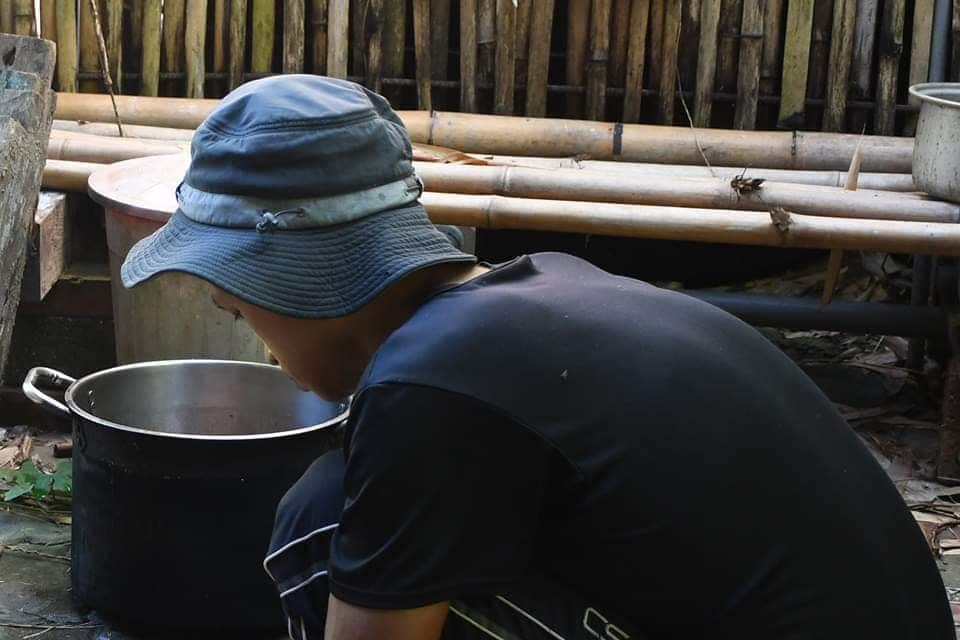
[64,359,350,441]
[909,83,960,110]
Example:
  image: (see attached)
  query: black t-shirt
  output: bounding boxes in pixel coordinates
[328,253,951,638]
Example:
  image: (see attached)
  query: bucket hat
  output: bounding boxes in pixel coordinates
[121,74,475,318]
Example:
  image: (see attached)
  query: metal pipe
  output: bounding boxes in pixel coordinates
[684,290,947,339]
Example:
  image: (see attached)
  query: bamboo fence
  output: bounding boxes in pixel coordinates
[15,0,957,134]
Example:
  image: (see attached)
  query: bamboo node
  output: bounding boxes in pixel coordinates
[769,207,793,233]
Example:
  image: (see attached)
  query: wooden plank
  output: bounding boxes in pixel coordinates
[162,0,186,92]
[430,0,450,80]
[228,0,247,89]
[873,0,905,136]
[381,0,403,99]
[460,0,478,111]
[412,0,432,109]
[777,0,815,128]
[609,0,631,87]
[104,0,122,92]
[184,0,206,98]
[284,0,305,72]
[566,0,589,117]
[693,0,721,126]
[621,0,650,123]
[524,0,554,117]
[21,192,68,303]
[716,0,742,92]
[251,0,275,73]
[759,0,785,96]
[850,0,878,132]
[494,0,516,115]
[326,0,349,78]
[823,0,857,131]
[54,0,78,92]
[657,0,681,124]
[585,0,611,121]
[733,0,763,129]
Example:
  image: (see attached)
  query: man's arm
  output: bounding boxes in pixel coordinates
[324,594,448,640]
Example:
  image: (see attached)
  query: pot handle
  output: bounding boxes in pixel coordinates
[22,367,76,419]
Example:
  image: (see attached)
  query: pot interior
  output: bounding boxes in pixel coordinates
[912,83,960,108]
[66,360,348,438]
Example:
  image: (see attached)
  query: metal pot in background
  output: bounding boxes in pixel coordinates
[910,83,960,204]
[23,360,348,631]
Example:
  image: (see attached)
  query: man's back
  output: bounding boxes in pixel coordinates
[336,252,951,638]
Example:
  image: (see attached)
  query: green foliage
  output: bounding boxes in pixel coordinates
[1,460,72,503]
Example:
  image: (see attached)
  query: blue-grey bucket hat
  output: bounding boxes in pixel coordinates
[121,74,475,318]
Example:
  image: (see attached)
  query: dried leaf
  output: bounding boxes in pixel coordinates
[412,143,490,165]
[769,207,792,233]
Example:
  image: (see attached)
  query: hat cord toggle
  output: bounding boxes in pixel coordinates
[256,208,307,233]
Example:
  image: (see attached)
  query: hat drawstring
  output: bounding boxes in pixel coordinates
[256,208,306,233]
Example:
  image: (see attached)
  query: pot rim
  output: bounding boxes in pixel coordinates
[64,359,350,441]
[909,82,960,109]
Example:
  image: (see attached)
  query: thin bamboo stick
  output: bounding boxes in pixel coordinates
[478,0,496,94]
[609,0,631,87]
[412,0,432,110]
[140,0,161,96]
[460,0,478,112]
[40,0,55,39]
[494,0,516,115]
[312,0,328,74]
[515,0,532,87]
[228,0,247,90]
[647,0,664,99]
[381,0,402,99]
[419,192,960,257]
[284,0,305,73]
[821,248,845,304]
[733,0,763,129]
[850,0,878,132]
[251,0,275,73]
[823,0,856,132]
[13,0,36,35]
[184,0,206,98]
[162,0,186,93]
[657,0,681,124]
[716,0,742,92]
[211,0,227,89]
[778,0,815,128]
[53,120,196,140]
[104,0,122,92]
[566,0,589,117]
[55,0,78,93]
[430,0,450,80]
[524,0,553,117]
[327,0,349,78]
[585,0,611,121]
[79,0,100,92]
[874,0,905,136]
[364,0,384,92]
[805,0,832,103]
[621,0,650,123]
[759,0,785,96]
[693,0,721,127]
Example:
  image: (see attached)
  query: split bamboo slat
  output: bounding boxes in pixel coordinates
[566,0,590,117]
[430,0,450,81]
[251,0,275,73]
[647,0,665,101]
[874,0,905,136]
[364,0,385,93]
[621,0,650,123]
[381,0,403,94]
[609,0,631,88]
[460,0,478,112]
[141,0,161,96]
[693,0,721,127]
[524,0,554,117]
[162,0,186,94]
[228,0,247,90]
[677,0,701,89]
[412,0,432,110]
[78,0,99,92]
[952,1,960,81]
[823,0,856,132]
[351,0,368,78]
[759,0,785,97]
[14,0,36,36]
[778,0,815,128]
[184,0,207,98]
[40,0,55,41]
[477,0,496,96]
[0,2,12,33]
[104,0,122,92]
[733,0,763,130]
[805,0,832,107]
[905,0,934,135]
[284,0,306,73]
[657,0,681,124]
[494,0,516,115]
[850,0,878,132]
[54,0,78,92]
[312,0,329,75]
[716,0,742,93]
[212,0,227,86]
[514,0,531,88]
[585,0,612,121]
[327,0,349,78]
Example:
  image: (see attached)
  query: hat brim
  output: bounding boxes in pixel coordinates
[120,203,476,319]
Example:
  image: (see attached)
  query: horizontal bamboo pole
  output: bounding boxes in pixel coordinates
[53,119,196,141]
[47,131,188,163]
[56,92,219,130]
[413,163,957,222]
[43,159,104,192]
[419,192,960,257]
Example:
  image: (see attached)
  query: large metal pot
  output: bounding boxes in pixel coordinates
[22,360,348,630]
[910,82,960,203]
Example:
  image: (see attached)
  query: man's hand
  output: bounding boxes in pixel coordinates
[324,594,448,640]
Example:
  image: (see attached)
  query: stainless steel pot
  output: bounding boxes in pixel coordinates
[22,360,349,630]
[910,82,960,203]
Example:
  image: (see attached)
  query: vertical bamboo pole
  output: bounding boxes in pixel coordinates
[365,0,384,92]
[104,0,122,92]
[228,0,247,89]
[79,0,100,92]
[494,0,516,114]
[524,0,554,117]
[211,0,227,90]
[657,0,680,124]
[850,0,878,132]
[952,0,960,81]
[0,2,12,33]
[382,0,403,90]
[693,0,721,127]
[251,0,275,74]
[412,0,432,109]
[40,0,56,39]
[312,0,328,74]
[352,0,368,77]
[141,0,161,95]
[185,0,207,98]
[127,0,144,94]
[609,0,631,87]
[759,0,785,97]
[822,0,856,131]
[733,0,762,129]
[478,0,496,96]
[716,0,742,92]
[55,0,78,92]
[647,0,664,100]
[566,0,589,116]
[777,0,815,128]
[460,0,478,111]
[906,0,934,121]
[13,0,36,35]
[514,0,532,87]
[622,0,650,122]
[874,0,905,135]
[284,0,305,72]
[327,0,349,78]
[806,0,832,104]
[585,0,611,120]
[678,0,701,88]
[431,0,450,80]
[162,0,186,93]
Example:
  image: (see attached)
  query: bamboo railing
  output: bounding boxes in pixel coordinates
[13,1,958,134]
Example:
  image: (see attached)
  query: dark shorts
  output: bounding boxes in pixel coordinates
[265,451,642,640]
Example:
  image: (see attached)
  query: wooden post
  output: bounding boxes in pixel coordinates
[162,0,186,93]
[733,0,763,129]
[54,0,78,92]
[566,0,589,117]
[874,0,905,136]
[524,0,553,117]
[251,0,275,74]
[412,0,432,110]
[621,0,650,123]
[228,0,247,90]
[693,0,720,126]
[284,0,305,73]
[657,0,681,124]
[0,34,57,383]
[823,0,856,131]
[850,0,878,132]
[585,0,611,121]
[141,0,161,95]
[327,0,349,78]
[460,0,478,112]
[184,0,207,98]
[759,0,785,97]
[494,0,516,115]
[716,0,742,92]
[430,0,450,81]
[778,0,815,128]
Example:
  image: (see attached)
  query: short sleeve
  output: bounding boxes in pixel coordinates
[328,382,554,609]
